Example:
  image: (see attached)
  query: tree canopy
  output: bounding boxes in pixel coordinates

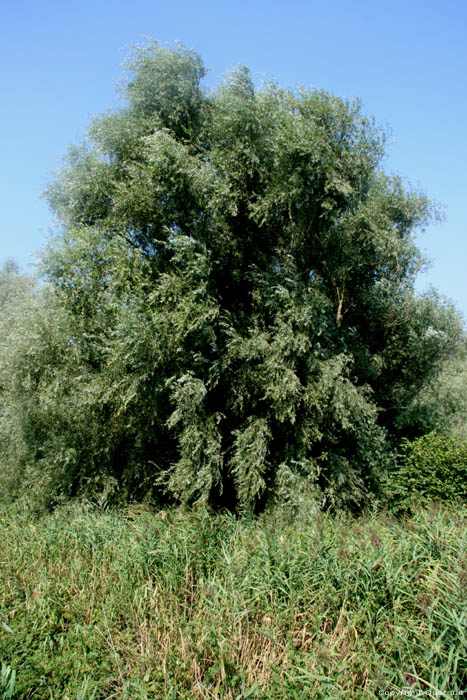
[0,42,464,511]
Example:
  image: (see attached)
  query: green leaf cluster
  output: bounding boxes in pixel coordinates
[398,342,467,439]
[387,431,467,508]
[0,41,464,511]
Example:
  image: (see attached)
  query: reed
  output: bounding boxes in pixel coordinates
[1,500,465,698]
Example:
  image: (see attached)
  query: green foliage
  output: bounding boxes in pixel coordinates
[0,259,35,310]
[399,342,467,439]
[387,432,467,508]
[1,41,465,511]
[0,501,466,698]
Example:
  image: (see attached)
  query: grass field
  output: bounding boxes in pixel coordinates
[1,500,466,699]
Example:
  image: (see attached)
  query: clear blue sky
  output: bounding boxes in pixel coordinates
[1,0,466,319]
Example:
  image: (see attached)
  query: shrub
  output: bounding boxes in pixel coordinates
[388,431,467,507]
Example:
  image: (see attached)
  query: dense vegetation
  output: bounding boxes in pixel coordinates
[1,41,467,699]
[1,501,466,699]
[0,41,465,512]
[387,431,467,509]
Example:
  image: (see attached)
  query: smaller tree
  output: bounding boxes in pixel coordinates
[0,259,35,309]
[398,339,467,440]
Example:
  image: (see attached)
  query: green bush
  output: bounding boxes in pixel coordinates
[389,431,467,507]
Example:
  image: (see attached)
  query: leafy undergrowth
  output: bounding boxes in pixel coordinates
[0,501,466,699]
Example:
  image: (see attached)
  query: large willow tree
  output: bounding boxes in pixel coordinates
[1,43,463,510]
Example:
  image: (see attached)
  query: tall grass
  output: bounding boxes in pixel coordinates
[0,501,465,699]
